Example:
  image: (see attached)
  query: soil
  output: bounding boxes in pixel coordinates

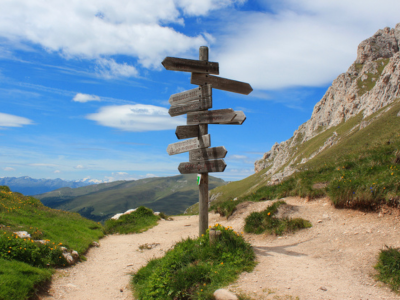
[39,197,400,300]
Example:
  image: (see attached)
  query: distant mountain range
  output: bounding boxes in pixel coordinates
[0,176,96,195]
[35,174,226,222]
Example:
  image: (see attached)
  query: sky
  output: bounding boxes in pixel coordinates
[1,0,400,183]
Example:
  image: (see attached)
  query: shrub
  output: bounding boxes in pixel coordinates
[104,206,159,234]
[375,246,400,291]
[132,224,256,299]
[244,201,312,235]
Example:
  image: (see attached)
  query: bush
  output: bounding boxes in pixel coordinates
[375,246,400,291]
[244,201,312,235]
[104,206,159,234]
[132,224,256,299]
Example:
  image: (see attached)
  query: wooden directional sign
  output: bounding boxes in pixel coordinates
[214,111,246,125]
[166,134,210,156]
[189,146,227,162]
[169,85,212,106]
[191,73,253,95]
[178,159,227,174]
[175,125,199,140]
[187,109,236,125]
[169,97,212,117]
[162,57,219,75]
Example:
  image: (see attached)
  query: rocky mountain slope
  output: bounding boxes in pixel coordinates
[255,23,400,183]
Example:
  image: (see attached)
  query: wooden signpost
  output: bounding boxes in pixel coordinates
[163,46,252,236]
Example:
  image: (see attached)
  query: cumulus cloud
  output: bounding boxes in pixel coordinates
[0,112,33,127]
[3,167,15,171]
[86,104,186,132]
[73,93,101,103]
[214,0,400,89]
[74,165,84,169]
[54,170,61,173]
[0,1,242,68]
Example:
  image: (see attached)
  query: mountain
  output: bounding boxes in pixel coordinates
[187,23,400,210]
[0,176,97,195]
[36,174,226,222]
[254,23,400,183]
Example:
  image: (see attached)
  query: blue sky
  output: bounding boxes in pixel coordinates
[1,0,400,183]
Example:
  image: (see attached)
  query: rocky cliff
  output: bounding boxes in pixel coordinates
[255,23,400,183]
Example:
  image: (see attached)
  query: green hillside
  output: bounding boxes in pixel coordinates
[188,99,400,214]
[0,186,104,300]
[37,174,226,221]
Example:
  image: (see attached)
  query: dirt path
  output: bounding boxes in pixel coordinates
[40,197,400,300]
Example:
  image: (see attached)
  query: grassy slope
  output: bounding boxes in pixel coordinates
[0,186,104,300]
[38,175,225,221]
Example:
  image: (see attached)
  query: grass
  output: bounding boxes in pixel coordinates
[375,246,400,291]
[244,201,312,235]
[0,185,105,300]
[357,58,389,96]
[0,259,53,300]
[104,206,160,234]
[132,224,256,300]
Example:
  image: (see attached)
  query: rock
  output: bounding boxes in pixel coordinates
[319,286,328,291]
[71,250,79,258]
[92,241,100,247]
[14,231,31,238]
[397,110,400,117]
[111,213,123,220]
[62,252,75,265]
[317,220,322,223]
[213,289,238,300]
[34,240,48,244]
[60,246,68,252]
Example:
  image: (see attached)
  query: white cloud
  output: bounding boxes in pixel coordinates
[74,165,84,169]
[214,0,400,89]
[86,104,186,132]
[0,112,33,127]
[3,167,15,171]
[54,170,61,173]
[29,163,58,167]
[95,58,138,79]
[0,1,242,68]
[73,93,101,103]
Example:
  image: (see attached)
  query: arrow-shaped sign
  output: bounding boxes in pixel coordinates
[189,146,227,162]
[162,57,219,75]
[169,85,212,106]
[166,134,210,156]
[175,125,199,140]
[178,159,227,174]
[212,111,246,125]
[187,109,236,125]
[191,73,253,95]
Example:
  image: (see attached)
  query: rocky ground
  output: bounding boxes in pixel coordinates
[39,197,400,300]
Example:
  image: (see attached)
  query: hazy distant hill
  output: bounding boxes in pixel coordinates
[36,174,226,222]
[0,176,96,195]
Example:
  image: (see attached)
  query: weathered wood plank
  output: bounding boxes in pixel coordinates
[168,85,212,106]
[175,125,199,139]
[214,111,246,125]
[189,146,227,162]
[169,97,212,117]
[166,134,210,155]
[187,109,236,125]
[178,159,227,174]
[191,73,253,95]
[162,57,219,75]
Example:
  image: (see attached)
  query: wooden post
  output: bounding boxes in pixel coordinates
[198,46,209,236]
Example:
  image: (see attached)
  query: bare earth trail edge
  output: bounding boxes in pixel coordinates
[39,197,400,300]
